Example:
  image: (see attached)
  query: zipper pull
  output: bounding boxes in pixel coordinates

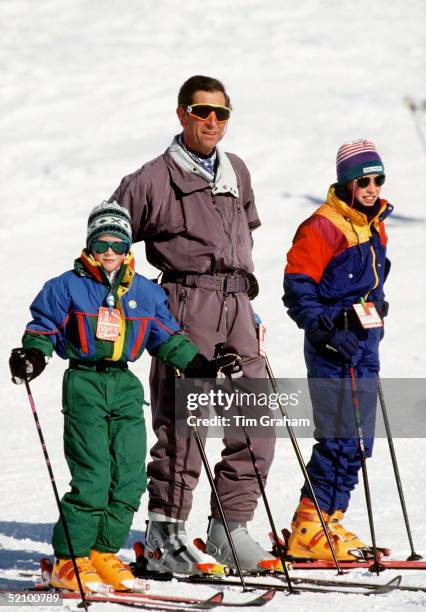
[106,292,115,313]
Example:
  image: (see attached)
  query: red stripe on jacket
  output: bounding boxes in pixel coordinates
[130,319,148,360]
[76,313,89,354]
[285,215,348,283]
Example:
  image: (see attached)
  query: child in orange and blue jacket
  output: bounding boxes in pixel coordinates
[283,140,392,561]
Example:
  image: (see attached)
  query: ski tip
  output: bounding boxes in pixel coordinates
[260,588,276,602]
[371,575,403,595]
[199,592,224,608]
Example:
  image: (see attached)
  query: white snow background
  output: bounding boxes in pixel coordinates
[0,1,425,610]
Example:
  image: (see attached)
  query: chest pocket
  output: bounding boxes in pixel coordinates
[154,189,187,236]
[320,244,376,301]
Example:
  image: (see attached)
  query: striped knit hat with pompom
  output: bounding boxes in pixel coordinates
[87,200,132,247]
[336,139,385,185]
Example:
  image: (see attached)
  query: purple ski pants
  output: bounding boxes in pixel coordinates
[147,281,275,522]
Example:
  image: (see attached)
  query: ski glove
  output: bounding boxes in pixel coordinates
[326,329,359,360]
[306,315,359,360]
[9,347,47,384]
[184,352,243,379]
[375,300,389,318]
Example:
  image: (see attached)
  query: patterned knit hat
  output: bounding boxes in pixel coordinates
[336,139,385,185]
[87,200,132,247]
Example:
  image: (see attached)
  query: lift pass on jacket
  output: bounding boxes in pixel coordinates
[352,302,383,329]
[96,307,121,340]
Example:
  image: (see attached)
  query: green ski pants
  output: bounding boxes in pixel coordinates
[52,365,147,558]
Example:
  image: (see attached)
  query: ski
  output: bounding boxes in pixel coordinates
[209,567,426,593]
[269,530,425,571]
[20,587,223,611]
[33,559,276,608]
[131,541,425,594]
[180,574,403,596]
[290,574,426,593]
[100,588,276,608]
[41,572,401,598]
[290,559,426,570]
[130,566,405,596]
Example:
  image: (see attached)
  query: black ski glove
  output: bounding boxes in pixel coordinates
[184,352,243,379]
[307,315,359,360]
[327,329,359,360]
[375,300,389,319]
[9,347,47,384]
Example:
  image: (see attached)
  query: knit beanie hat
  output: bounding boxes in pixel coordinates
[336,139,385,185]
[87,201,132,247]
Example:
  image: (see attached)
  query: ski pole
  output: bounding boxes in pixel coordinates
[23,379,90,610]
[378,378,423,561]
[263,353,344,574]
[214,344,297,594]
[343,312,384,574]
[347,366,384,574]
[174,370,248,591]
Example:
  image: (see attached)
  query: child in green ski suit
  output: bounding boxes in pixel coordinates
[9,201,241,592]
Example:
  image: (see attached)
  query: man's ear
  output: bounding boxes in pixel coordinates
[176,106,186,127]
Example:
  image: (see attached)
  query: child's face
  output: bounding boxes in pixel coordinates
[346,174,383,207]
[91,234,128,273]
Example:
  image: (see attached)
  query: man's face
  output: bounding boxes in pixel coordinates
[176,90,228,155]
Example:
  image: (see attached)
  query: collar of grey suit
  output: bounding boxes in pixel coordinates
[168,135,239,198]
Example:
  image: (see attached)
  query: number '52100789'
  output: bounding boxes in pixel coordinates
[0,592,61,606]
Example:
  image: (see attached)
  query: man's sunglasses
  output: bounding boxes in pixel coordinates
[355,175,386,188]
[91,240,130,255]
[185,103,232,123]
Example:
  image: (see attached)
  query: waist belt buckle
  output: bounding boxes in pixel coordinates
[220,275,228,294]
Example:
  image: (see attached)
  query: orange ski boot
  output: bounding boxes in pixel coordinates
[50,557,106,593]
[287,498,362,561]
[328,510,369,549]
[90,550,148,592]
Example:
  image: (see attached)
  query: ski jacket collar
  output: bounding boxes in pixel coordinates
[75,250,136,291]
[167,135,239,197]
[326,185,393,227]
[178,133,216,179]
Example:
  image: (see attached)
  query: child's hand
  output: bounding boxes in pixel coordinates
[9,348,46,384]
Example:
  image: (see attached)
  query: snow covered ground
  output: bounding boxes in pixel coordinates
[1,0,425,610]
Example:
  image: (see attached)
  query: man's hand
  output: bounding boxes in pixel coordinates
[9,348,46,384]
[214,353,243,378]
[184,352,243,379]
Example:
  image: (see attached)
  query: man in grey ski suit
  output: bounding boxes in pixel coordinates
[110,75,277,574]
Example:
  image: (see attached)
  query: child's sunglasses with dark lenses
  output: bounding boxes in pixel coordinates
[91,240,130,255]
[356,175,386,188]
[185,103,232,123]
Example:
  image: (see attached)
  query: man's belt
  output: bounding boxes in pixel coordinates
[162,272,250,294]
